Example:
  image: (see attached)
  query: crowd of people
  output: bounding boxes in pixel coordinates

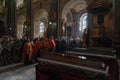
[0,36,84,66]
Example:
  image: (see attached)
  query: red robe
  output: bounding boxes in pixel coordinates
[33,41,40,58]
[44,40,49,53]
[48,39,56,52]
[39,40,44,56]
[22,42,33,62]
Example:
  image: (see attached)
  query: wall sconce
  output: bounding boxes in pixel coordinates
[49,22,52,25]
[62,26,65,31]
[24,25,27,28]
[9,27,12,30]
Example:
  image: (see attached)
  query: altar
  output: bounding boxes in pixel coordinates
[36,53,119,80]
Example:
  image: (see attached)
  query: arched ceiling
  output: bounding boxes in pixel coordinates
[34,9,48,22]
[62,0,87,20]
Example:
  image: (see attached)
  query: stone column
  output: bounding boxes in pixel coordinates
[57,0,60,37]
[26,0,34,39]
[113,0,120,52]
[88,13,93,47]
[6,0,16,37]
[114,0,120,33]
[48,0,58,38]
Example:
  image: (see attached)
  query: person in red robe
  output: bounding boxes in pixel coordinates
[39,38,44,56]
[22,39,33,65]
[48,36,56,52]
[32,38,40,62]
[39,38,49,56]
[44,38,49,54]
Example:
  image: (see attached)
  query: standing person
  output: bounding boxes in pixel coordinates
[48,36,56,52]
[0,38,3,66]
[44,38,49,53]
[13,37,21,62]
[39,38,44,56]
[55,38,61,52]
[8,37,14,64]
[0,40,3,54]
[60,37,67,53]
[39,38,49,56]
[20,37,27,60]
[32,38,40,62]
[22,39,33,65]
[2,37,11,65]
[82,28,88,47]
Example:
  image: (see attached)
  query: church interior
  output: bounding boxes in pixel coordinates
[0,0,120,80]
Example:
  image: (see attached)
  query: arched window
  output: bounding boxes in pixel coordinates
[79,13,88,32]
[39,21,45,37]
[40,22,45,32]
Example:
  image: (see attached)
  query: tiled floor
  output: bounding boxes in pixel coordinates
[0,65,36,80]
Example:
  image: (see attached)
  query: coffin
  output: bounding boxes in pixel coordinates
[35,53,117,80]
[66,51,116,59]
[69,47,116,59]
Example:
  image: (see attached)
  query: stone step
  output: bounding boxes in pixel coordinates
[0,62,24,74]
[0,62,38,75]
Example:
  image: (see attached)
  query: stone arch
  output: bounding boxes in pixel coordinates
[62,0,87,20]
[34,9,48,38]
[73,9,87,36]
[61,0,88,37]
[16,15,26,38]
